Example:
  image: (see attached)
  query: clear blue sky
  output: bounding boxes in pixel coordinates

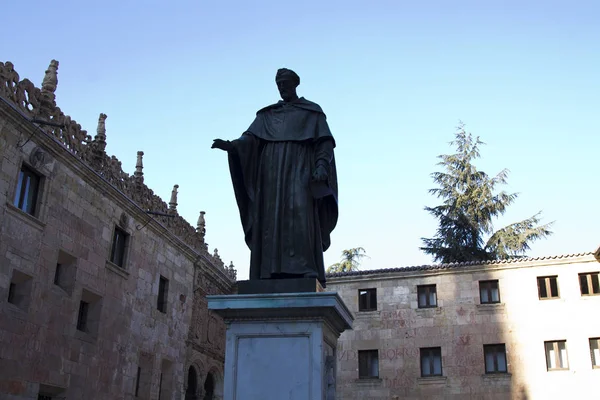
[4,0,599,279]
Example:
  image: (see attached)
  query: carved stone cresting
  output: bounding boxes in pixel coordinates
[0,60,237,282]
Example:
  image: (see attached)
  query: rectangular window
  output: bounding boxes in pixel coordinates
[545,340,568,370]
[358,288,377,311]
[417,284,437,308]
[590,338,600,369]
[110,226,129,268]
[479,280,500,304]
[420,347,443,377]
[537,276,559,299]
[484,344,508,373]
[358,350,379,379]
[7,270,33,310]
[579,272,600,296]
[157,276,168,313]
[14,164,41,215]
[77,301,89,332]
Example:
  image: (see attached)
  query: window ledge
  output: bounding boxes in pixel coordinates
[415,307,441,314]
[5,202,46,231]
[354,378,382,386]
[105,260,130,279]
[482,373,512,380]
[50,284,71,297]
[356,310,380,318]
[580,294,600,299]
[5,302,29,317]
[74,329,97,343]
[476,303,505,312]
[417,376,447,385]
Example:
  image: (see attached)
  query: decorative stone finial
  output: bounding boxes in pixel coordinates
[134,151,144,179]
[169,184,179,213]
[41,60,59,93]
[213,248,220,259]
[94,113,108,152]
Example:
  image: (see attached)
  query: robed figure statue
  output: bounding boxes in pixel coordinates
[212,68,338,287]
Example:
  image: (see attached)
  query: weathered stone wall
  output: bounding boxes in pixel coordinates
[327,254,600,400]
[0,61,234,399]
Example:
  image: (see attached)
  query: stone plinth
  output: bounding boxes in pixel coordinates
[207,292,353,400]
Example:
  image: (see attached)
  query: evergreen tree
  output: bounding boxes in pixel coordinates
[327,247,368,273]
[421,122,553,263]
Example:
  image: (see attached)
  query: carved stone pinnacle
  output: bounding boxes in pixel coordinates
[94,113,108,153]
[169,184,179,212]
[134,151,144,178]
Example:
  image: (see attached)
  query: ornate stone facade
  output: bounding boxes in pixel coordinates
[0,60,235,399]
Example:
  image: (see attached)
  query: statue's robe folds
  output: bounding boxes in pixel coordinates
[227,97,338,286]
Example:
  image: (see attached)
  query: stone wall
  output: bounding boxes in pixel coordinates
[0,60,234,399]
[327,253,600,400]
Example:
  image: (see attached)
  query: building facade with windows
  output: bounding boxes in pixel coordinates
[327,251,600,399]
[0,60,235,399]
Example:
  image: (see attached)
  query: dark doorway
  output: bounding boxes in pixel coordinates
[185,367,198,400]
[203,372,214,400]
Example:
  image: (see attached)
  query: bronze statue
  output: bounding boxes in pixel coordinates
[212,68,338,287]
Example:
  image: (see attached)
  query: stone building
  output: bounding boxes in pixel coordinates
[0,60,236,399]
[327,250,600,399]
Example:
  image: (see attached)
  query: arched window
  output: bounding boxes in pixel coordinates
[185,366,198,400]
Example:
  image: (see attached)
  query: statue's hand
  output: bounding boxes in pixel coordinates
[211,139,233,152]
[312,164,328,182]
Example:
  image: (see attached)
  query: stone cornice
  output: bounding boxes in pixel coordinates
[326,253,598,284]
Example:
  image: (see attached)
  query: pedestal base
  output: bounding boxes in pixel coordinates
[207,292,353,400]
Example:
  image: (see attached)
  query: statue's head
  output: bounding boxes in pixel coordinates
[276,68,300,102]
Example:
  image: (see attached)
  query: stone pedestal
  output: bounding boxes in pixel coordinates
[207,292,353,400]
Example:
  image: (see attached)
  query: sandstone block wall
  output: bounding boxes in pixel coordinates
[0,89,231,399]
[328,254,600,400]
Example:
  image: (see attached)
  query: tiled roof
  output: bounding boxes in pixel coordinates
[326,252,595,278]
